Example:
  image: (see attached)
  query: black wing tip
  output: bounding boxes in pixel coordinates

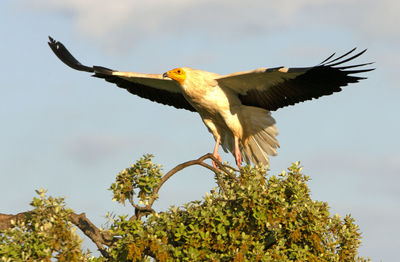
[48,35,54,43]
[48,35,56,44]
[318,52,336,65]
[318,48,375,75]
[322,48,368,66]
[47,35,94,73]
[47,35,59,53]
[47,35,65,54]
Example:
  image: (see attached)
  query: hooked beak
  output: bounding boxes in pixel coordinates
[162,72,169,78]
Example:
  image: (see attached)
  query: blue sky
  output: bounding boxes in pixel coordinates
[1,0,399,259]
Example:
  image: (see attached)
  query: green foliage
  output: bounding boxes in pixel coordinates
[0,189,88,261]
[105,161,369,261]
[109,154,162,206]
[0,156,370,261]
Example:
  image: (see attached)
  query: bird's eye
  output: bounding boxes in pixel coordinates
[177,70,181,74]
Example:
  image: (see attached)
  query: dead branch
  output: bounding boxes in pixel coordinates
[144,153,239,210]
[0,212,28,231]
[0,211,112,258]
[68,212,112,257]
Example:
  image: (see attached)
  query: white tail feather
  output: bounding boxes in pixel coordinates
[218,105,279,166]
[239,106,280,166]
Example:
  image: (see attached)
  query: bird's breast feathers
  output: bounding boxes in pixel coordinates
[180,68,241,116]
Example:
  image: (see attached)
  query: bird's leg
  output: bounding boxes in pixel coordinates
[234,136,242,168]
[212,137,222,169]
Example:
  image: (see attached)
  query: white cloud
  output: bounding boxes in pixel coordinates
[22,0,400,50]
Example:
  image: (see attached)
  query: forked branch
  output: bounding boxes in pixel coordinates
[132,153,238,217]
[1,154,239,257]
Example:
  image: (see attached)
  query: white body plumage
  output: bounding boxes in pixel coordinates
[180,67,279,166]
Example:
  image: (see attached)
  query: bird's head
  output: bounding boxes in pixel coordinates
[163,68,186,86]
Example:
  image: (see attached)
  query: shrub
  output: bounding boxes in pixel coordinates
[0,155,369,261]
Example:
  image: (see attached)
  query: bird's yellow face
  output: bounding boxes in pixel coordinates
[163,68,186,86]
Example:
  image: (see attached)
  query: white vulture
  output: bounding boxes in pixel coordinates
[48,36,373,168]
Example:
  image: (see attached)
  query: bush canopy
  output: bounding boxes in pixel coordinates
[0,154,369,261]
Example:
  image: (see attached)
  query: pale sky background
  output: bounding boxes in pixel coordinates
[1,0,399,260]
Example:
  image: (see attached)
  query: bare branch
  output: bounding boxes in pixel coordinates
[68,212,112,257]
[0,212,29,231]
[144,153,238,209]
[0,211,112,258]
[128,194,141,210]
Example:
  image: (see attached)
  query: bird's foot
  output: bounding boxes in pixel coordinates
[234,136,242,168]
[235,150,242,168]
[212,153,222,169]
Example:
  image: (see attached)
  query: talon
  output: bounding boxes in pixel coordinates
[212,154,222,169]
[235,150,242,168]
[234,136,242,168]
[212,137,222,169]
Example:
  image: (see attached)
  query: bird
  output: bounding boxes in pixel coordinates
[48,36,374,168]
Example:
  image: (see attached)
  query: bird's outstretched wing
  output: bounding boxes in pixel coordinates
[48,36,196,112]
[216,48,374,111]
